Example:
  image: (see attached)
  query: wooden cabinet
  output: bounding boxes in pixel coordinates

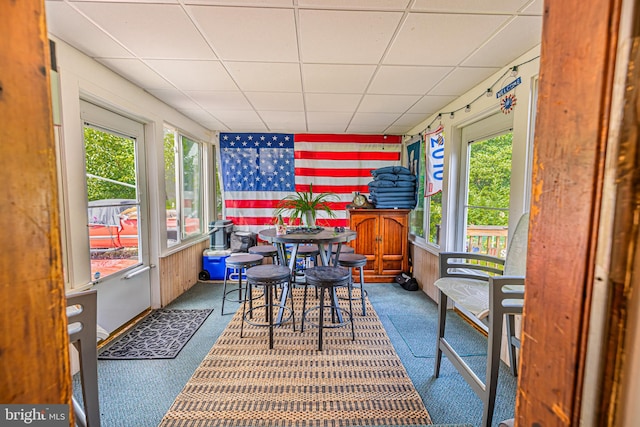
[347,208,410,283]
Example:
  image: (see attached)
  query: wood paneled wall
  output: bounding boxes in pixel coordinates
[159,240,209,306]
[410,244,440,302]
[0,0,72,409]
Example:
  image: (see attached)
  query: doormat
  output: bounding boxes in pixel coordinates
[98,309,212,360]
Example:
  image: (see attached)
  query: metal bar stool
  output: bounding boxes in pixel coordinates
[288,244,319,283]
[302,266,354,351]
[221,253,264,315]
[242,264,295,349]
[336,253,367,316]
[330,245,354,264]
[248,244,279,265]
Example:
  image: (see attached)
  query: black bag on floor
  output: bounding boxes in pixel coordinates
[395,272,419,291]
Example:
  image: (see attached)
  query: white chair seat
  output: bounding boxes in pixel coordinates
[434,277,490,319]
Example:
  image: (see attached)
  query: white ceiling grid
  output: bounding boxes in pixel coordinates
[45,0,543,134]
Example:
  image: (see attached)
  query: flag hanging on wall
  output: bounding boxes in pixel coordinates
[425,126,445,197]
[219,133,402,233]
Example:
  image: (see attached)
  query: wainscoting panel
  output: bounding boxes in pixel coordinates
[410,244,439,302]
[159,240,209,307]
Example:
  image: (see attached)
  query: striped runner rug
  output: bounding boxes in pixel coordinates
[159,287,432,427]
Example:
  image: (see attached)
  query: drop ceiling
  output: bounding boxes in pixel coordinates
[45,0,543,135]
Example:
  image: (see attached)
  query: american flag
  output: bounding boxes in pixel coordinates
[220,133,402,233]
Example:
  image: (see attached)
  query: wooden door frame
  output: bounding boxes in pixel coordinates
[0,0,71,413]
[516,0,638,425]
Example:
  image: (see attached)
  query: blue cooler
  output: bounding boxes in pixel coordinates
[200,249,231,280]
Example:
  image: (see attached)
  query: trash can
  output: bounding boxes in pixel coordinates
[209,220,234,250]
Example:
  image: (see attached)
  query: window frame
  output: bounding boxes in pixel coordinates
[163,126,208,250]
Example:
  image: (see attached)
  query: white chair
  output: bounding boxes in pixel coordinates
[434,213,529,427]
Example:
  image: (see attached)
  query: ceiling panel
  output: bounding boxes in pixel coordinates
[46,0,542,135]
[226,62,302,92]
[368,65,453,95]
[245,92,304,111]
[73,2,215,59]
[96,58,173,90]
[145,60,237,91]
[428,67,500,96]
[462,16,543,67]
[305,94,362,113]
[298,9,403,64]
[46,2,133,58]
[302,64,377,94]
[189,6,298,62]
[358,94,421,113]
[385,13,510,66]
[185,91,253,110]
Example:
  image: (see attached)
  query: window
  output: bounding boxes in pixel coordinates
[408,133,442,247]
[164,127,204,247]
[462,131,512,257]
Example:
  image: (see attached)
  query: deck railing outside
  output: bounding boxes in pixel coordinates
[466,225,509,258]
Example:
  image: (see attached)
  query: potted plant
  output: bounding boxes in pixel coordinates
[273,183,338,227]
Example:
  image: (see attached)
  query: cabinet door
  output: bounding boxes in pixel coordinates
[350,213,378,275]
[379,213,408,276]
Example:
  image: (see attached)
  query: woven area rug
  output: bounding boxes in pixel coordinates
[159,288,432,427]
[99,309,213,360]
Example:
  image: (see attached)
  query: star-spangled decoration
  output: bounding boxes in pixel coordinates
[220,133,295,192]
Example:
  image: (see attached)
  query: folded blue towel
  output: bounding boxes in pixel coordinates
[368,180,416,189]
[371,165,412,176]
[374,202,416,209]
[374,173,417,182]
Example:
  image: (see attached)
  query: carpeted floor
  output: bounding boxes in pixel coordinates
[74,281,515,427]
[159,289,432,427]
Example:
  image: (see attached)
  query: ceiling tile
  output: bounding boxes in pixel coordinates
[146,60,237,91]
[389,113,428,127]
[210,110,266,129]
[226,62,302,92]
[462,16,542,67]
[428,67,499,96]
[185,91,252,110]
[368,65,453,95]
[178,108,231,131]
[306,112,352,133]
[348,112,402,130]
[185,0,292,5]
[302,64,376,94]
[522,0,543,14]
[96,58,173,90]
[384,124,413,134]
[46,2,133,58]
[260,111,307,132]
[147,89,201,110]
[73,2,215,59]
[298,9,403,64]
[298,0,410,9]
[358,94,420,113]
[245,92,304,111]
[411,0,532,13]
[189,6,298,61]
[384,13,510,66]
[305,94,362,113]
[407,95,457,114]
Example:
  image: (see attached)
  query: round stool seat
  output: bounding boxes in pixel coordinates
[248,245,278,257]
[226,253,264,268]
[337,253,367,268]
[296,245,320,255]
[305,266,350,285]
[332,245,355,254]
[246,264,291,282]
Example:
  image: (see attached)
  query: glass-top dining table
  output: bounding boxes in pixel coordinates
[258,226,357,324]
